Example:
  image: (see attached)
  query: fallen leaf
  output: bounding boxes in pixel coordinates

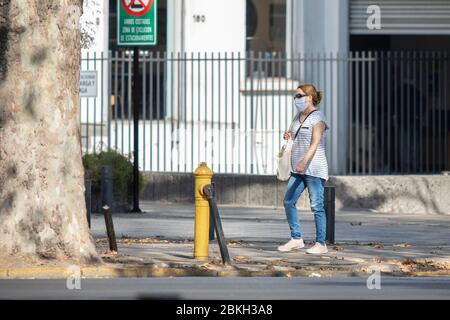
[394,243,410,248]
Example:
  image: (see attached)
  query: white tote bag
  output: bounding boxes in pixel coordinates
[276,112,299,181]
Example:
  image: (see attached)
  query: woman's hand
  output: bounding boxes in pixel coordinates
[296,159,308,173]
[283,131,291,140]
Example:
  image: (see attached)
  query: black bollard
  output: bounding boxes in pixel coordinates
[324,185,335,244]
[101,165,113,211]
[84,178,92,228]
[103,205,117,252]
[203,184,231,265]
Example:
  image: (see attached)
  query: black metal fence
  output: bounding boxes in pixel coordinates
[80,50,450,175]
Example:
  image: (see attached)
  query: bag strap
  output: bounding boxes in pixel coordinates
[293,110,318,140]
[287,111,300,133]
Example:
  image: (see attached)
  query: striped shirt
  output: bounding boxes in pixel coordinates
[290,110,329,180]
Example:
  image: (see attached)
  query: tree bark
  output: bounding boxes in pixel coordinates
[0,0,99,263]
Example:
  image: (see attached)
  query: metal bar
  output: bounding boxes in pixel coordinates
[387,51,392,173]
[380,51,385,174]
[191,52,194,172]
[184,51,188,172]
[399,51,405,173]
[128,51,132,158]
[121,51,126,154]
[86,51,90,153]
[132,47,141,212]
[437,51,442,172]
[156,51,161,171]
[107,51,112,151]
[238,51,242,173]
[149,51,153,171]
[225,52,228,173]
[170,52,174,172]
[198,52,201,167]
[204,52,208,164]
[348,51,353,174]
[114,51,119,151]
[368,51,372,175]
[418,51,423,173]
[271,53,275,174]
[361,51,366,174]
[203,184,231,265]
[355,51,360,174]
[393,51,398,173]
[424,52,430,172]
[163,51,167,171]
[143,51,147,171]
[177,51,181,172]
[444,52,449,171]
[218,52,222,172]
[250,51,254,174]
[407,51,412,173]
[103,205,117,252]
[231,52,235,173]
[211,52,215,170]
[324,185,335,244]
[93,51,98,152]
[432,51,437,173]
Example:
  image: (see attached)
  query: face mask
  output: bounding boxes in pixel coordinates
[294,97,308,113]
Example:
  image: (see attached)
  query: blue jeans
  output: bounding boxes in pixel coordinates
[283,173,326,245]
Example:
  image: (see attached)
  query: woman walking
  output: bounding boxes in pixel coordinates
[278,84,329,255]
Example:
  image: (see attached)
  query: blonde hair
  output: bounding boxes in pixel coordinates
[297,84,322,106]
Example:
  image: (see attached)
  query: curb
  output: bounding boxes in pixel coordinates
[1,265,449,279]
[0,266,218,279]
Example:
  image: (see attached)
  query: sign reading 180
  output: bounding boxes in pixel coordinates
[117,0,157,46]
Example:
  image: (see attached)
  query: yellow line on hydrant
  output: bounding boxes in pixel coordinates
[194,162,213,261]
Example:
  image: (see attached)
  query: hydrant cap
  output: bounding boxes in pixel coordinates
[194,162,213,176]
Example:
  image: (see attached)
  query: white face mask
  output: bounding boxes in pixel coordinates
[294,96,308,113]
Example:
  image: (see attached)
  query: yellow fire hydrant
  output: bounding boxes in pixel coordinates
[194,162,213,260]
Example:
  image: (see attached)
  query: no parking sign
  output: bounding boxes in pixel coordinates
[117,0,157,46]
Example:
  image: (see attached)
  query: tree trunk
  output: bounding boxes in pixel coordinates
[0,0,99,263]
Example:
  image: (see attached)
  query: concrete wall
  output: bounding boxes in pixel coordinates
[142,173,450,215]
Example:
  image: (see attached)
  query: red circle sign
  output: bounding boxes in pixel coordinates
[120,0,153,17]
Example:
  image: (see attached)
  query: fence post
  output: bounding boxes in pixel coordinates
[324,185,335,244]
[84,178,92,228]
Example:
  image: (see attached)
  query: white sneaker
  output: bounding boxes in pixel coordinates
[278,238,305,252]
[306,242,328,254]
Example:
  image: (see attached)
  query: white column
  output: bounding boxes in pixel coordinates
[292,0,349,175]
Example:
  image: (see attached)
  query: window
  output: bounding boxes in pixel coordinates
[246,0,286,53]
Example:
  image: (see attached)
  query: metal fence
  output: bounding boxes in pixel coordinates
[80,51,450,175]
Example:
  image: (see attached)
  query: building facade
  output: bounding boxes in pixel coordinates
[80,0,450,175]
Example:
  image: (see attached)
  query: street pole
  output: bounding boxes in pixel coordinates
[132,46,142,213]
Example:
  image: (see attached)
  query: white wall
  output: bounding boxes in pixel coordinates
[184,0,246,53]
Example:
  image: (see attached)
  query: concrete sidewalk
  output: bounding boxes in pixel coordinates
[88,201,450,278]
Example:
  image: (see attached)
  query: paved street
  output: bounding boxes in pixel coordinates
[0,277,449,300]
[87,201,450,277]
[91,202,450,246]
[1,276,450,300]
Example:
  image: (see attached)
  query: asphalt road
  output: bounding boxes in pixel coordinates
[0,277,449,300]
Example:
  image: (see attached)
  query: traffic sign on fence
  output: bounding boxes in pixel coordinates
[117,0,157,46]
